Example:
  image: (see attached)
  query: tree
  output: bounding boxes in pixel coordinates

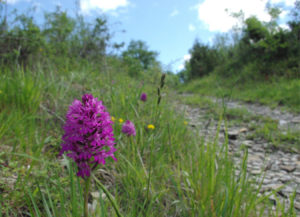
[0,10,44,65]
[122,40,158,70]
[243,16,269,43]
[44,7,75,57]
[187,40,219,78]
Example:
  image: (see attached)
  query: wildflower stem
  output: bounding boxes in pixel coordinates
[84,176,91,217]
[145,135,154,206]
[130,136,136,163]
[93,175,123,217]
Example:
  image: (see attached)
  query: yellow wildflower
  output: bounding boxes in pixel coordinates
[184,121,188,125]
[111,116,116,122]
[147,124,155,130]
[119,118,124,124]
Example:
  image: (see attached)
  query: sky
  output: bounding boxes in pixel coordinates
[4,0,297,72]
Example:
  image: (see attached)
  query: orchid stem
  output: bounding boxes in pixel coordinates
[93,175,123,217]
[84,176,91,217]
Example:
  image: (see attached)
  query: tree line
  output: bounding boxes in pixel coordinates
[0,3,161,78]
[179,1,300,82]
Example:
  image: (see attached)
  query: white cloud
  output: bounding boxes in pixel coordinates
[279,23,290,30]
[183,54,191,61]
[188,24,196,31]
[280,10,289,18]
[197,0,270,32]
[272,0,296,6]
[177,64,185,71]
[285,0,296,6]
[80,0,129,13]
[170,9,179,17]
[177,54,191,71]
[196,0,296,32]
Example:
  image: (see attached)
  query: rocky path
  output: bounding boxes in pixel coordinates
[210,97,300,131]
[176,96,300,214]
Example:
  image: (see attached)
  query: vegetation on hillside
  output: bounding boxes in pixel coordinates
[0,1,298,216]
[179,2,300,81]
[178,1,300,112]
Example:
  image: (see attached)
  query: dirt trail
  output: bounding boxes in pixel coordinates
[177,95,300,213]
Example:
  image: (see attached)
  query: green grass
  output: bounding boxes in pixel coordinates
[0,60,297,216]
[247,118,300,152]
[178,94,252,122]
[179,74,300,113]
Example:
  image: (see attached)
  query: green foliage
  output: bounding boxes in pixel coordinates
[122,55,144,77]
[290,0,300,22]
[248,118,300,150]
[122,40,158,70]
[164,70,180,87]
[0,68,42,113]
[121,40,160,77]
[287,1,300,73]
[179,74,300,113]
[0,6,111,68]
[186,40,220,79]
[181,2,300,81]
[71,16,110,61]
[244,16,269,43]
[0,2,298,216]
[44,7,76,58]
[0,11,44,65]
[1,58,297,216]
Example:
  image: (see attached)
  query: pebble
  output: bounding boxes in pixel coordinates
[280,165,296,173]
[228,130,239,140]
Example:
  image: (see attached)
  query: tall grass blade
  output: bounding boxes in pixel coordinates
[27,188,41,217]
[39,184,53,217]
[93,175,123,217]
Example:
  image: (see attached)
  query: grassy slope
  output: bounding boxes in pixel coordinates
[179,74,300,113]
[0,60,297,216]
